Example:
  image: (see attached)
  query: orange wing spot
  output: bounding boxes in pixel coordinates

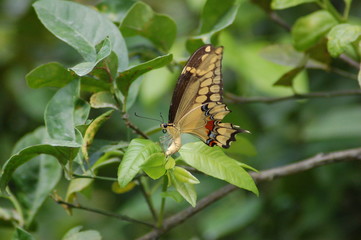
[205,120,215,131]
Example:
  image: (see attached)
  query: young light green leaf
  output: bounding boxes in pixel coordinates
[26,62,76,88]
[65,177,93,204]
[168,170,197,207]
[271,0,316,9]
[173,166,200,184]
[74,99,90,127]
[292,10,337,51]
[82,110,114,161]
[165,156,176,169]
[116,54,172,97]
[160,190,183,202]
[118,139,163,187]
[33,0,128,72]
[120,1,176,52]
[62,226,101,240]
[90,91,119,110]
[12,227,35,240]
[273,67,304,87]
[186,0,239,52]
[45,80,80,141]
[327,24,361,57]
[71,37,112,76]
[141,153,166,180]
[179,142,258,195]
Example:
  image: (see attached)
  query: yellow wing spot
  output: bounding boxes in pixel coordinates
[210,85,220,93]
[198,87,209,95]
[205,46,211,52]
[215,67,221,75]
[215,47,223,54]
[213,76,221,84]
[201,53,209,61]
[203,71,213,79]
[213,111,229,120]
[210,94,221,102]
[207,63,215,71]
[200,78,213,87]
[216,135,229,145]
[215,61,221,67]
[196,95,208,103]
[217,127,228,135]
[207,102,218,108]
[186,66,192,71]
[196,68,207,76]
[210,56,218,64]
[190,67,196,74]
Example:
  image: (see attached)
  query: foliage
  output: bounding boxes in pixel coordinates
[0,0,360,239]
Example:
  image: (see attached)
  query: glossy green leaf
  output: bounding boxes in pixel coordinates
[179,142,258,195]
[0,127,80,194]
[292,10,337,51]
[273,67,304,87]
[65,177,93,203]
[62,226,101,240]
[173,166,200,184]
[165,156,176,169]
[118,139,162,187]
[271,0,316,9]
[71,37,112,76]
[260,44,328,70]
[45,79,80,141]
[168,170,197,207]
[160,190,183,202]
[12,227,35,240]
[26,62,76,88]
[116,54,172,97]
[141,153,166,180]
[327,24,361,57]
[186,0,239,52]
[33,0,128,72]
[82,110,114,161]
[120,1,176,52]
[90,91,119,110]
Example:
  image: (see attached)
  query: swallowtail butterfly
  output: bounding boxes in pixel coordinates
[161,45,249,156]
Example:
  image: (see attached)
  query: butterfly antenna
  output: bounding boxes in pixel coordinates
[134,112,163,123]
[159,112,165,123]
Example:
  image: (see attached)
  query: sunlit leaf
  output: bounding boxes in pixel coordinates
[271,0,316,9]
[118,139,163,187]
[120,1,176,52]
[173,166,200,184]
[62,226,101,240]
[292,10,337,51]
[141,153,166,180]
[327,23,361,57]
[179,142,258,195]
[90,91,119,110]
[273,67,304,87]
[168,170,197,207]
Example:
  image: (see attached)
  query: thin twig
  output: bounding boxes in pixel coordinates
[339,54,360,70]
[53,198,156,228]
[268,12,291,32]
[225,89,361,104]
[138,147,361,240]
[138,178,158,222]
[122,113,150,139]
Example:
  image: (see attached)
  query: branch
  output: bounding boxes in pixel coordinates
[268,12,291,32]
[122,113,150,139]
[138,147,361,240]
[226,89,361,104]
[52,198,156,228]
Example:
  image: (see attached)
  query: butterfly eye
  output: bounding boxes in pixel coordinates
[162,129,167,134]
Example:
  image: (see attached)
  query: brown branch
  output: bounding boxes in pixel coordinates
[122,113,150,139]
[339,54,360,70]
[268,12,291,32]
[138,147,361,240]
[226,89,361,104]
[53,198,156,228]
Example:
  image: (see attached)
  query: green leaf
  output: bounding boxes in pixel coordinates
[168,170,197,207]
[273,67,304,87]
[45,79,80,141]
[141,153,166,180]
[26,62,76,88]
[62,226,101,240]
[90,91,119,110]
[173,166,200,184]
[116,54,172,97]
[65,177,93,203]
[118,139,162,187]
[0,127,80,194]
[160,190,183,202]
[82,110,114,161]
[291,10,337,51]
[120,1,176,52]
[33,0,128,72]
[271,0,316,9]
[164,156,176,169]
[179,142,258,195]
[327,23,361,57]
[260,44,328,70]
[186,0,239,52]
[71,37,112,76]
[12,227,35,240]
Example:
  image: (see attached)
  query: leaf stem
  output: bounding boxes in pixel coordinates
[157,175,168,227]
[72,173,118,182]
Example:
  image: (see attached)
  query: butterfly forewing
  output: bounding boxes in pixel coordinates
[164,44,248,155]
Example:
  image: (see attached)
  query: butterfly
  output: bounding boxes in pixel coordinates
[161,44,249,156]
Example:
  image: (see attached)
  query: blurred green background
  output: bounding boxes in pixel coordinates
[1,0,361,239]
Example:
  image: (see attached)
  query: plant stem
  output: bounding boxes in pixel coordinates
[139,178,158,222]
[157,176,168,227]
[72,173,118,182]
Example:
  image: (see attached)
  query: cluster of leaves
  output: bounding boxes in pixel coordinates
[0,0,258,238]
